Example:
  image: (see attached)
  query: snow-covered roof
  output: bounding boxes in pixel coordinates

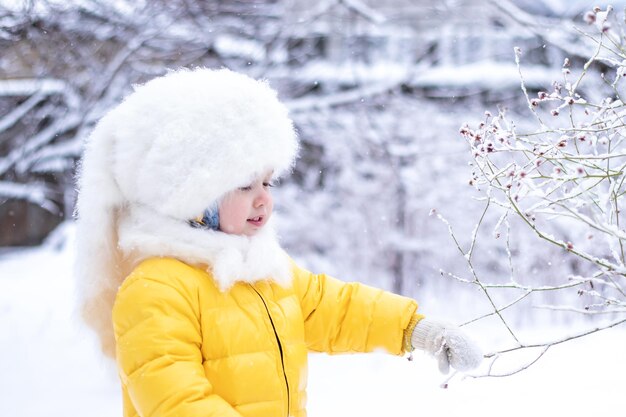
[411,61,557,90]
[271,60,557,92]
[512,0,626,18]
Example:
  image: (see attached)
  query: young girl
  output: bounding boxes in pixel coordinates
[75,68,482,417]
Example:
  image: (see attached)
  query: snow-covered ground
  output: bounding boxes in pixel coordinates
[1,223,624,417]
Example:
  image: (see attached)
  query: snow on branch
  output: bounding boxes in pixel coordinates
[0,78,80,108]
[340,0,386,24]
[0,93,46,133]
[0,181,58,213]
[0,113,81,177]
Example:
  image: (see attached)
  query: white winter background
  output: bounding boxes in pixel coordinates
[0,224,624,417]
[2,0,626,416]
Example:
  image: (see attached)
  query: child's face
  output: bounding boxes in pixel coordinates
[219,171,274,236]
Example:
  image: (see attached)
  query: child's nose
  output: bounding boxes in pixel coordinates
[253,187,271,208]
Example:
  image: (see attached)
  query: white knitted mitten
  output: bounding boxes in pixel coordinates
[411,318,483,374]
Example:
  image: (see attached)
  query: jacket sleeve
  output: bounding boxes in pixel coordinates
[291,261,420,355]
[112,273,243,417]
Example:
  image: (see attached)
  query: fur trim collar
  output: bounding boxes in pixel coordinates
[117,204,292,291]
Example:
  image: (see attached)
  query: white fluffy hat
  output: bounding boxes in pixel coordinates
[97,67,297,219]
[75,68,298,355]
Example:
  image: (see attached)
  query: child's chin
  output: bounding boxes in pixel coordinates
[242,226,263,237]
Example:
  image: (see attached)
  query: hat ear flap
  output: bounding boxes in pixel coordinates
[74,120,127,357]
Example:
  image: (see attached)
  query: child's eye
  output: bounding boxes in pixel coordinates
[239,185,252,192]
[263,182,275,188]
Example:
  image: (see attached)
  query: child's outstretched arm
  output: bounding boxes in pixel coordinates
[112,272,243,417]
[292,262,482,372]
[292,261,419,355]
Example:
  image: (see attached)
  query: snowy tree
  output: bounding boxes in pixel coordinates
[448,5,626,377]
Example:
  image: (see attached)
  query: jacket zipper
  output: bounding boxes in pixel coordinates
[251,286,290,417]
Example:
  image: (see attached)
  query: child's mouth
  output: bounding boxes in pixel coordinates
[247,216,264,226]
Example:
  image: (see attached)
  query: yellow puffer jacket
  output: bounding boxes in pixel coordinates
[112,257,419,417]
